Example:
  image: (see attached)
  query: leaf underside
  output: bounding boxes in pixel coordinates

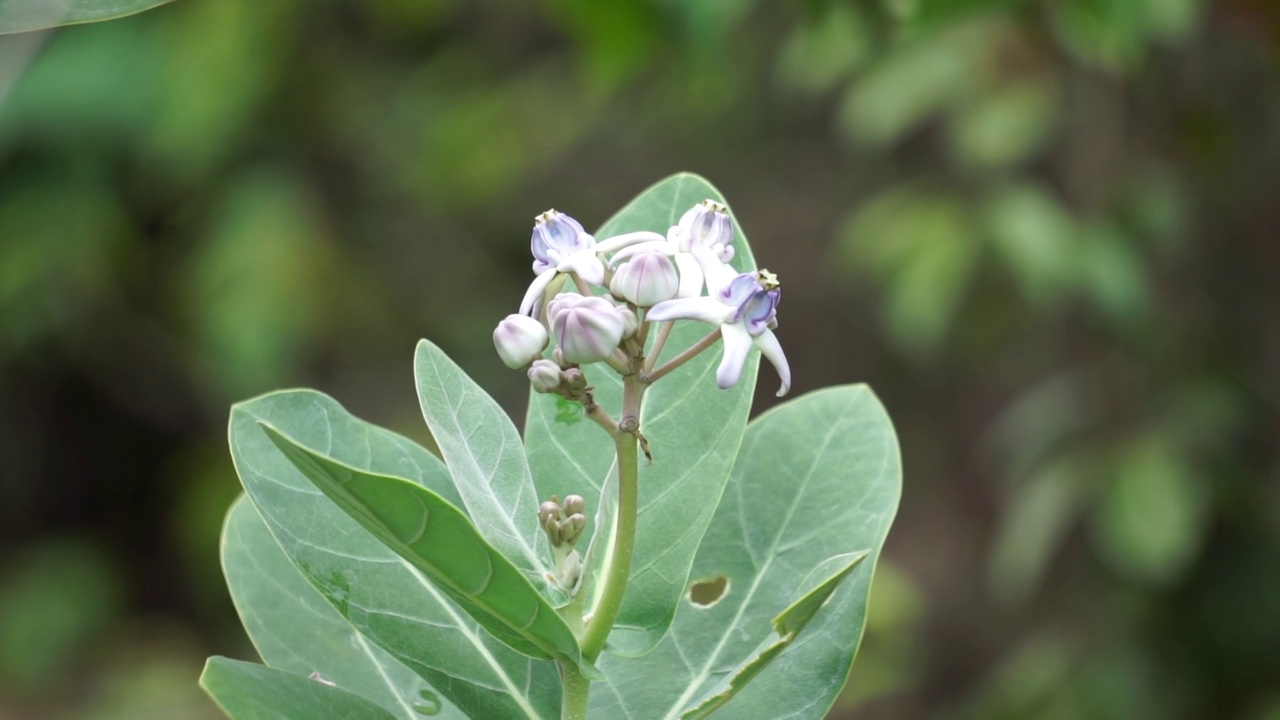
[0,0,177,34]
[200,656,401,720]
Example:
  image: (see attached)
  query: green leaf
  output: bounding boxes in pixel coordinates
[220,495,465,719]
[679,551,870,719]
[413,339,561,604]
[200,656,400,720]
[230,390,559,720]
[0,0,177,34]
[258,422,588,670]
[591,385,902,718]
[523,172,760,656]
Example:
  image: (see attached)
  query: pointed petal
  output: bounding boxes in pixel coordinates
[519,268,559,317]
[716,322,753,389]
[561,251,606,285]
[594,231,666,255]
[646,296,734,325]
[673,252,705,298]
[754,328,791,397]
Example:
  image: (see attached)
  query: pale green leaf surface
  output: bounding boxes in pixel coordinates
[230,390,559,720]
[523,172,760,656]
[0,0,175,33]
[590,385,901,719]
[414,340,561,604]
[679,551,870,719]
[221,495,464,720]
[259,422,586,667]
[201,656,399,720]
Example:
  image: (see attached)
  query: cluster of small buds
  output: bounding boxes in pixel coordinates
[491,198,791,399]
[539,495,587,589]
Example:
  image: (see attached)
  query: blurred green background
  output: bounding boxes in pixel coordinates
[1,0,1278,717]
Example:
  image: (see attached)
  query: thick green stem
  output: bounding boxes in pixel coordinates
[559,661,591,720]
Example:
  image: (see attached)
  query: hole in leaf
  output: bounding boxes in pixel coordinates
[688,575,729,608]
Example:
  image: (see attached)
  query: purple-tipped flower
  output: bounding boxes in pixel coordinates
[548,293,631,365]
[610,250,680,307]
[646,264,791,396]
[519,210,606,317]
[595,199,735,298]
[493,313,549,369]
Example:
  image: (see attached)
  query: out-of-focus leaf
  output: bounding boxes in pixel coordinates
[984,371,1093,479]
[180,171,331,399]
[230,390,560,719]
[1079,222,1150,328]
[1091,435,1205,585]
[902,0,1032,37]
[1049,0,1147,72]
[201,657,400,720]
[1138,0,1199,42]
[222,495,465,719]
[589,386,901,719]
[539,0,663,90]
[951,81,1059,169]
[259,423,589,669]
[0,0,176,34]
[835,560,926,708]
[0,539,121,689]
[523,173,758,657]
[1121,164,1190,259]
[984,182,1077,307]
[839,22,990,146]
[837,186,979,355]
[775,2,872,97]
[679,552,870,719]
[988,456,1087,604]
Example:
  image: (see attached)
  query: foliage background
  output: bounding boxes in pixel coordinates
[0,0,1278,717]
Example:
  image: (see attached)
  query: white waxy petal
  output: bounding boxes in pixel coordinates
[716,322,754,390]
[673,252,705,298]
[607,239,671,266]
[646,296,735,325]
[753,328,791,397]
[691,246,738,296]
[519,268,560,317]
[560,250,606,286]
[610,250,679,307]
[493,314,549,369]
[594,231,666,255]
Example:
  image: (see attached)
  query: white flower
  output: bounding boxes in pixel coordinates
[527,359,563,393]
[646,261,791,397]
[493,314,549,369]
[519,210,606,317]
[594,199,735,298]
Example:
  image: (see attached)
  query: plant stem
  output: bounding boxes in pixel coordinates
[559,661,591,720]
[644,328,721,384]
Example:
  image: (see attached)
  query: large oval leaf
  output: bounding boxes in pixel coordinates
[201,657,400,720]
[523,172,761,656]
[591,385,902,718]
[221,495,466,719]
[230,390,560,720]
[0,0,177,34]
[258,422,588,669]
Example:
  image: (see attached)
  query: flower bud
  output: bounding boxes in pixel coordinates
[493,314,549,369]
[678,199,733,251]
[539,500,561,528]
[527,359,562,393]
[610,250,680,307]
[548,293,629,364]
[563,495,585,516]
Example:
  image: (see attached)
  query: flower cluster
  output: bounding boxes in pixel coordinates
[493,200,791,398]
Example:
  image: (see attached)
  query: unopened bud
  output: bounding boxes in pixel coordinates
[563,495,585,516]
[539,500,561,528]
[565,513,586,542]
[493,314,549,369]
[610,250,680,307]
[528,359,562,393]
[678,200,733,255]
[548,293,629,364]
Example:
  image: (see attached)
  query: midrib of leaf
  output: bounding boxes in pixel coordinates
[353,632,419,720]
[658,394,853,719]
[400,559,545,720]
[419,351,542,573]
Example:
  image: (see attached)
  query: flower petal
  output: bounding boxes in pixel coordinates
[594,231,666,255]
[561,250,606,285]
[691,245,738,296]
[608,239,671,266]
[754,327,791,397]
[716,322,753,389]
[519,268,559,317]
[673,252,705,298]
[646,296,734,325]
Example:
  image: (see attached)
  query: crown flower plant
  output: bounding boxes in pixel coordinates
[201,173,902,720]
